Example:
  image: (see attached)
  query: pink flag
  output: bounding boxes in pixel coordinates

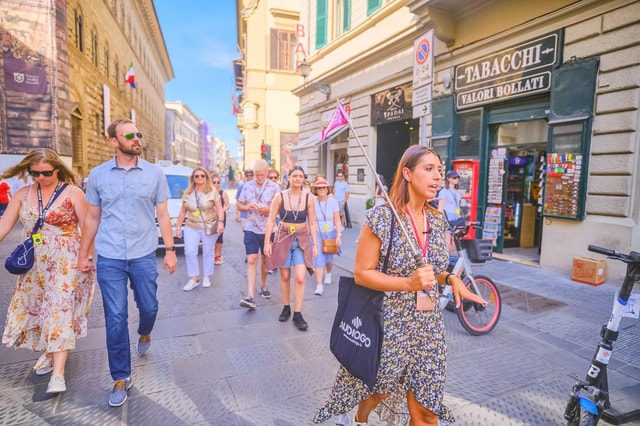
[321,100,350,143]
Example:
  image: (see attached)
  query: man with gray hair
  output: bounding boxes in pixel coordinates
[237,159,280,308]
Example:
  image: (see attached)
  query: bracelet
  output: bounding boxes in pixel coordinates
[445,273,455,285]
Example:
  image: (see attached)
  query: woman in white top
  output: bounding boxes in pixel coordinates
[311,179,342,295]
[176,168,225,291]
[438,170,465,227]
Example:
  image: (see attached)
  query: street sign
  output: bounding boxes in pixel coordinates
[413,30,434,119]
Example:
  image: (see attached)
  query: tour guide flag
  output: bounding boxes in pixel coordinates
[321,100,350,143]
[125,63,136,88]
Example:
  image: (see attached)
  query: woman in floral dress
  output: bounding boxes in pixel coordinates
[0,149,95,395]
[314,145,487,425]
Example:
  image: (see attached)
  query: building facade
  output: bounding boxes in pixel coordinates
[0,0,173,178]
[235,0,302,174]
[165,100,201,168]
[294,0,639,280]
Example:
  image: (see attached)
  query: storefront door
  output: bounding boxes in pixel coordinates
[487,119,548,260]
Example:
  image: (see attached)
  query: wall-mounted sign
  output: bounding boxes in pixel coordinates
[371,82,413,126]
[455,31,561,109]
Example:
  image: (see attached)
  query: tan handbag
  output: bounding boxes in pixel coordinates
[322,239,339,254]
[203,219,218,236]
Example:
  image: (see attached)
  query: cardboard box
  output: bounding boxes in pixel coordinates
[571,257,606,286]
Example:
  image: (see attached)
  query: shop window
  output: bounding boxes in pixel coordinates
[431,95,454,165]
[544,57,599,220]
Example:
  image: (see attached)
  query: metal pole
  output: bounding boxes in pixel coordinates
[336,102,424,264]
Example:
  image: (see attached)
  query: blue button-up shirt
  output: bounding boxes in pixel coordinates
[85,157,169,260]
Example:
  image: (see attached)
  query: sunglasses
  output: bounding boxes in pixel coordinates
[29,169,56,177]
[122,132,143,140]
[268,176,278,180]
[212,181,220,184]
[194,174,207,178]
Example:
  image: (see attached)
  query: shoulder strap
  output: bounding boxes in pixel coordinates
[381,205,395,273]
[33,183,68,234]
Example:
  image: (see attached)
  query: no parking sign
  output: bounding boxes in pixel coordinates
[413,30,434,118]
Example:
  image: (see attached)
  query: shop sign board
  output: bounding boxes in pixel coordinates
[455,31,561,109]
[371,82,413,126]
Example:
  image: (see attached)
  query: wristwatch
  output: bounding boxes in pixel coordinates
[165,247,176,252]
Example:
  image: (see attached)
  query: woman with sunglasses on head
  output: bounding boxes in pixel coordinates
[211,173,230,265]
[438,170,466,228]
[264,165,318,330]
[176,168,225,291]
[0,148,96,395]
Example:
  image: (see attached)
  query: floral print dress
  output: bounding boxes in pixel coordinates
[314,204,453,426]
[2,185,96,368]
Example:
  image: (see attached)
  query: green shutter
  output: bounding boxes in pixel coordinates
[367,0,382,16]
[316,0,327,49]
[342,0,351,32]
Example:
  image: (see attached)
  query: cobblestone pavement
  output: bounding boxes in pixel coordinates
[0,191,638,425]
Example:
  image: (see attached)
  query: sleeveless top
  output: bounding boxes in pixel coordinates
[279,191,308,224]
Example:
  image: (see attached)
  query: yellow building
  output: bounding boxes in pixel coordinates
[235,0,302,174]
[294,0,640,280]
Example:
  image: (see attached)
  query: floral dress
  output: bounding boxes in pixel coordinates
[2,185,96,368]
[314,204,453,426]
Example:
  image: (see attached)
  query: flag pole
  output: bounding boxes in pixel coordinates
[334,101,424,264]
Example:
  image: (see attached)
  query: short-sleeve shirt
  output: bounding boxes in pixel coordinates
[85,157,170,260]
[334,181,350,202]
[238,179,280,234]
[314,197,340,233]
[438,188,462,221]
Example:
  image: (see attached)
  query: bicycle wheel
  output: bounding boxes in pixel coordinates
[456,274,501,335]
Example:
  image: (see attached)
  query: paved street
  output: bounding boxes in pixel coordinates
[0,191,638,425]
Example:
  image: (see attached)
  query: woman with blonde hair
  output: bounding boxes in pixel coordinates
[176,168,225,291]
[0,148,96,394]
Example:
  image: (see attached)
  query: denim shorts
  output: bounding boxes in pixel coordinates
[244,230,265,255]
[283,237,305,267]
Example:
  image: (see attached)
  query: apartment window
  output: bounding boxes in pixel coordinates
[74,9,84,52]
[367,0,382,16]
[334,0,351,36]
[104,48,110,78]
[316,0,328,49]
[91,31,98,67]
[270,29,297,71]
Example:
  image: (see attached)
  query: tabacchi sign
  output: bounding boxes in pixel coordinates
[455,31,561,109]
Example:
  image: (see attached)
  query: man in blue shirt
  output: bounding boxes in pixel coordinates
[79,118,177,408]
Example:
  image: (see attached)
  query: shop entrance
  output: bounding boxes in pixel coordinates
[490,120,547,260]
[376,119,419,188]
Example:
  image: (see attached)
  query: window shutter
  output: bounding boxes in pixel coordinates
[367,0,382,16]
[270,29,278,69]
[316,0,327,49]
[342,0,351,32]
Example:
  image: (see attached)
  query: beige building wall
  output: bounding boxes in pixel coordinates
[295,0,639,281]
[165,101,200,168]
[236,0,302,173]
[67,0,173,176]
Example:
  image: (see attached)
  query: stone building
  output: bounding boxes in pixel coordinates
[293,0,639,280]
[0,0,173,177]
[235,0,302,175]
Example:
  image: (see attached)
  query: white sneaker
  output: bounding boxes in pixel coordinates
[202,276,211,288]
[323,273,332,284]
[46,374,66,393]
[314,284,324,295]
[183,279,199,291]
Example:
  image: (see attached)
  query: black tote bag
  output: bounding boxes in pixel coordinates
[329,210,395,389]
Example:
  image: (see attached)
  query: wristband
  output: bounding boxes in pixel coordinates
[445,273,455,285]
[165,247,176,252]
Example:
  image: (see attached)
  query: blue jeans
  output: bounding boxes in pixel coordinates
[97,252,159,380]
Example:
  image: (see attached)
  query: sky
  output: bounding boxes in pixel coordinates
[154,1,241,159]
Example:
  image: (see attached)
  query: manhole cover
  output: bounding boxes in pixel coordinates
[496,283,567,314]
